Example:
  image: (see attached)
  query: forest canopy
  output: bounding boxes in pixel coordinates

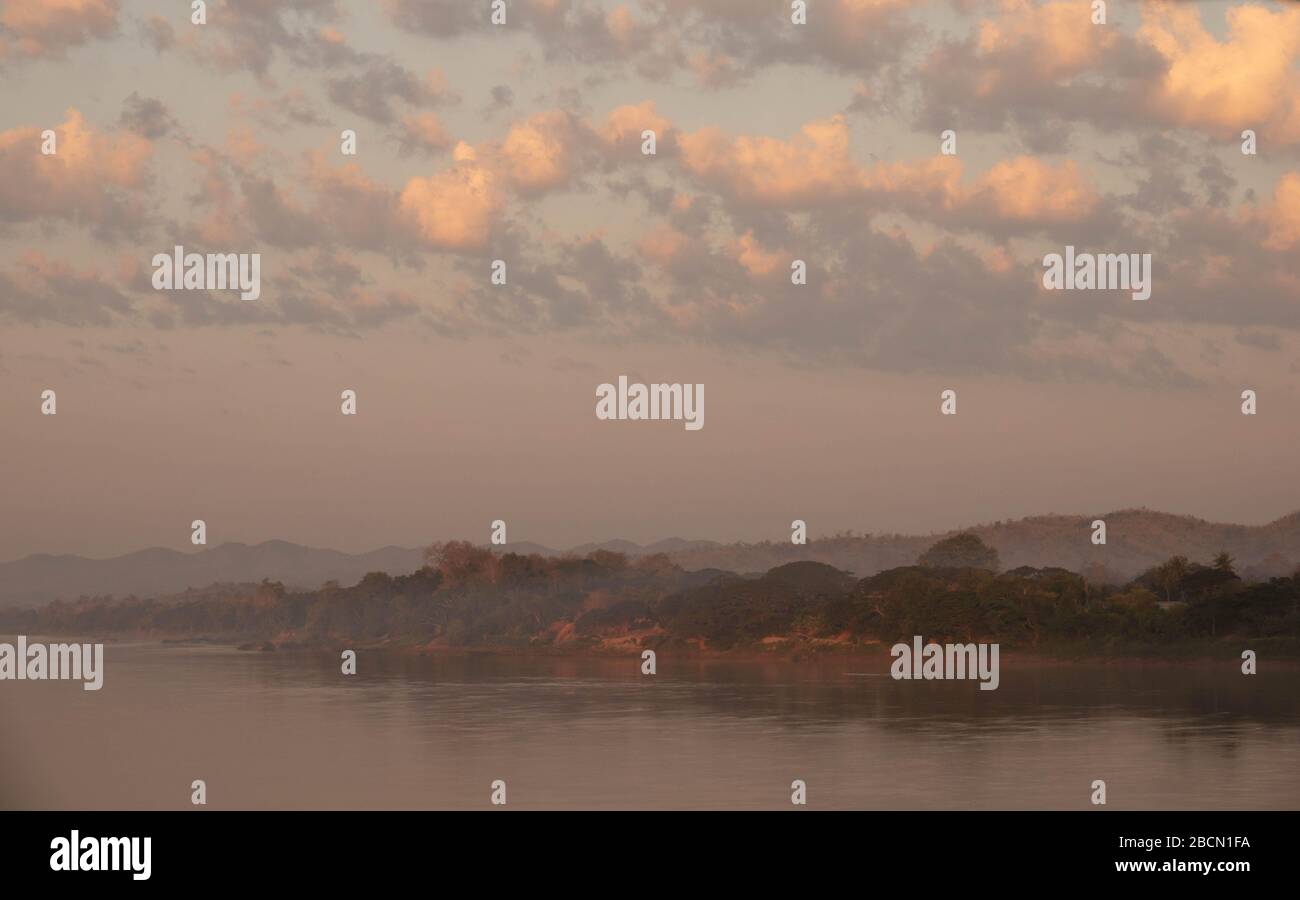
[2,536,1296,658]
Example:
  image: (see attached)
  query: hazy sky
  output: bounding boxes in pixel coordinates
[3,0,1300,559]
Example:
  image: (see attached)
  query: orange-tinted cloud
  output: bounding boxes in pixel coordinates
[729,231,785,279]
[0,109,151,225]
[1139,1,1300,142]
[975,0,1115,84]
[599,101,673,156]
[676,114,1096,225]
[499,110,580,194]
[962,156,1097,224]
[399,143,504,251]
[0,248,133,324]
[395,102,676,246]
[678,115,863,207]
[0,0,119,58]
[636,223,692,269]
[1262,171,1300,251]
[399,112,452,155]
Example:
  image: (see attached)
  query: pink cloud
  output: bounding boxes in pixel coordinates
[1139,1,1300,142]
[0,109,151,225]
[398,143,505,251]
[0,0,119,58]
[676,114,1097,225]
[1262,171,1300,251]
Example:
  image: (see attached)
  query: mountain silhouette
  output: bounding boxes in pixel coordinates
[1,509,1297,608]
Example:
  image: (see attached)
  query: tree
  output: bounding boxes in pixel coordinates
[424,540,499,587]
[1155,555,1190,603]
[917,533,1000,571]
[1213,551,1236,575]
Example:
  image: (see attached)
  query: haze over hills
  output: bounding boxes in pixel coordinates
[666,510,1300,584]
[1,509,1298,608]
[0,541,424,609]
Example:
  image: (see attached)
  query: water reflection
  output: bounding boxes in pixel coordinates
[1,642,1296,810]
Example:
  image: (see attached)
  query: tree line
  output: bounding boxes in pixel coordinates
[2,535,1296,656]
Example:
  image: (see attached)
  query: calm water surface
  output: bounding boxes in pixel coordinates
[2,640,1298,809]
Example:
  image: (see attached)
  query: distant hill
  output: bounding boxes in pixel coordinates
[0,541,424,608]
[569,537,721,557]
[8,550,1294,659]
[666,510,1300,583]
[1,509,1297,608]
[499,538,722,558]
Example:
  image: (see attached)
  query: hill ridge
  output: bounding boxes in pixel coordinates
[2,509,1297,608]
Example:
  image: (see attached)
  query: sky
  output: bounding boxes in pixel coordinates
[2,0,1299,559]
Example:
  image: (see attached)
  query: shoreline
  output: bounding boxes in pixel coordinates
[9,632,1290,667]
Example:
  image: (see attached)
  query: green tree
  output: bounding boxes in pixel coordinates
[1155,555,1190,603]
[917,533,1000,571]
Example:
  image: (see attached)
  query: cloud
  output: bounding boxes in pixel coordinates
[429,232,655,335]
[1090,171,1300,332]
[326,59,454,124]
[676,114,1098,230]
[119,93,175,139]
[636,223,695,271]
[1260,171,1300,251]
[598,101,674,157]
[362,103,678,253]
[0,0,120,59]
[0,249,134,325]
[398,144,505,251]
[958,155,1097,225]
[397,112,453,156]
[498,109,582,194]
[654,0,926,85]
[631,211,1056,377]
[228,89,329,129]
[484,84,515,116]
[729,230,786,279]
[1236,329,1282,352]
[1139,1,1300,143]
[0,109,152,233]
[973,0,1116,81]
[382,0,925,86]
[380,0,484,38]
[179,0,342,77]
[914,0,1300,150]
[228,105,626,257]
[677,116,865,207]
[382,0,649,65]
[138,14,174,52]
[1,0,1295,392]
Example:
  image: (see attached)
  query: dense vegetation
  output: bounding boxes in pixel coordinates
[2,537,1297,657]
[916,533,1001,571]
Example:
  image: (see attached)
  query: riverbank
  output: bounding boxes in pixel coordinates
[130,631,1300,666]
